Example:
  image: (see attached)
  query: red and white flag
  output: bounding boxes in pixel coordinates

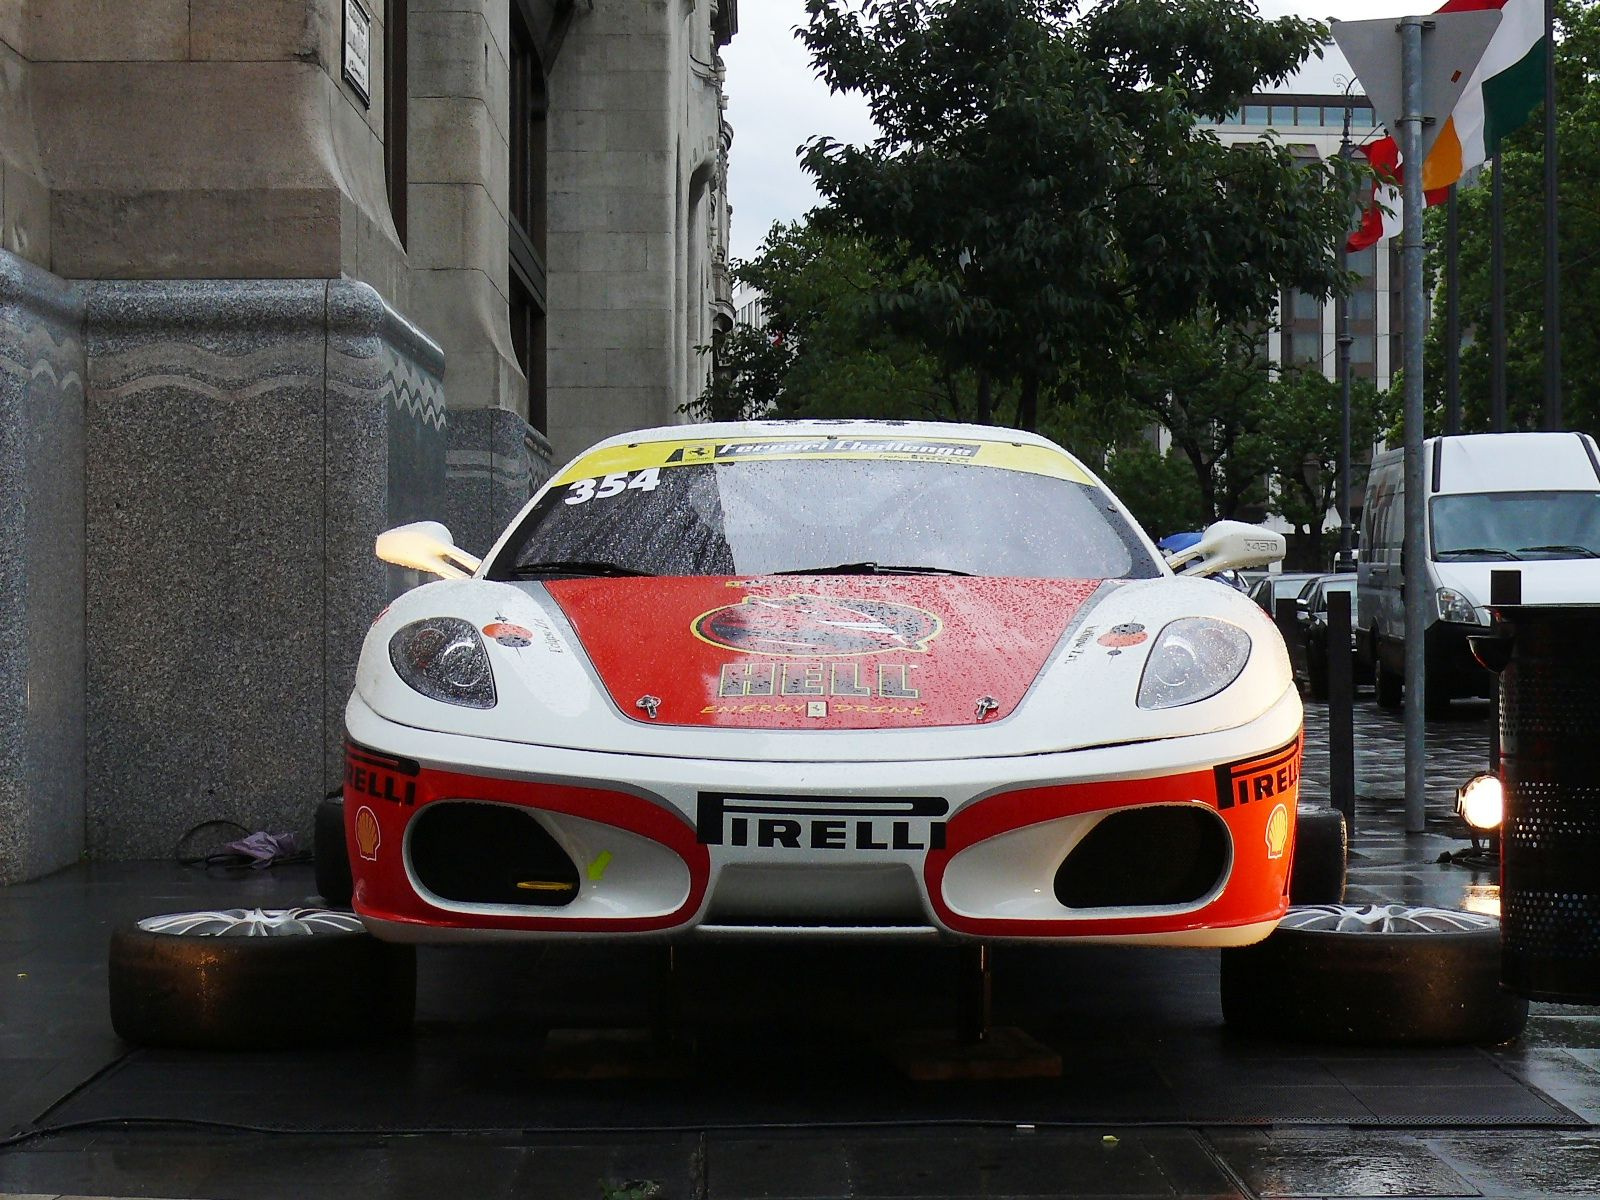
[1345,137,1450,253]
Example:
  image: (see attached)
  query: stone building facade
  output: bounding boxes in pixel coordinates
[0,0,737,881]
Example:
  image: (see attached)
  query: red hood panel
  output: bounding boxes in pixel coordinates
[546,577,1105,729]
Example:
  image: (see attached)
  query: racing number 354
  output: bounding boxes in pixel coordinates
[564,467,662,505]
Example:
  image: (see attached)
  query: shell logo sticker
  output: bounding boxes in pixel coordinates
[354,805,382,862]
[692,593,942,658]
[483,621,534,648]
[1265,803,1291,860]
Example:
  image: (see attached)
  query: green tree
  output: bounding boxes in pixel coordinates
[1097,442,1209,536]
[1119,314,1273,522]
[1423,0,1600,437]
[692,219,1011,422]
[797,0,1363,431]
[1248,368,1394,570]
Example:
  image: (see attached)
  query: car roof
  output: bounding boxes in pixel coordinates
[581,419,1086,466]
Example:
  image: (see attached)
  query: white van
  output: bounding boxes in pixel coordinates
[1358,431,1600,711]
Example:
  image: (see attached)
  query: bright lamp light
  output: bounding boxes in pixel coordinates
[1456,773,1504,832]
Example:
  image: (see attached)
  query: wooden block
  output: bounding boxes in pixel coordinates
[537,1028,694,1080]
[882,1025,1063,1081]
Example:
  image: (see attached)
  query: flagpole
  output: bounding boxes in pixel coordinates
[1446,184,1460,435]
[1492,150,1507,432]
[1400,14,1428,835]
[1337,80,1357,568]
[1543,0,1561,430]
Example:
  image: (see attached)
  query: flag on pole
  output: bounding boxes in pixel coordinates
[1422,0,1546,190]
[1346,138,1451,252]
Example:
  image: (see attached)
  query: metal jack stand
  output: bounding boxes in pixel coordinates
[956,944,992,1045]
[883,944,1061,1081]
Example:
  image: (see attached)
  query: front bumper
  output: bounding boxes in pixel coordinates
[344,689,1303,946]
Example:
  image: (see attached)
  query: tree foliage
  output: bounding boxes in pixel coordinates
[1097,442,1207,538]
[797,0,1363,429]
[1119,315,1273,522]
[690,219,1012,422]
[1249,368,1394,569]
[1422,0,1600,437]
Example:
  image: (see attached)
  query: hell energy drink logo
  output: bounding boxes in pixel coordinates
[692,593,942,657]
[1214,739,1301,811]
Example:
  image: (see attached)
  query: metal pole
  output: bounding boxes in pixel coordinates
[1445,185,1461,435]
[1329,589,1356,837]
[1401,15,1429,834]
[1543,0,1561,430]
[1492,151,1507,432]
[1337,104,1355,561]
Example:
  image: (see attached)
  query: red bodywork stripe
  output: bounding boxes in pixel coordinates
[347,744,709,933]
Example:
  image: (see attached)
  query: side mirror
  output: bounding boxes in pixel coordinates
[375,521,481,580]
[1165,520,1286,578]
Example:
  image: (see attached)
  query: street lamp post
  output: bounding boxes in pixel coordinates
[1334,77,1358,570]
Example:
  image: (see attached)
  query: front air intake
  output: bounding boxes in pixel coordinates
[1053,805,1228,910]
[409,801,579,907]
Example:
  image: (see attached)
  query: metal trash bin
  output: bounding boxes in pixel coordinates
[1481,603,1600,1003]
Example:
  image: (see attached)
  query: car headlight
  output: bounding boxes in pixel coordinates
[389,618,497,708]
[1136,617,1253,709]
[1436,587,1483,625]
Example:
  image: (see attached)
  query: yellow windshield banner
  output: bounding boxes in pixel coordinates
[552,435,1095,486]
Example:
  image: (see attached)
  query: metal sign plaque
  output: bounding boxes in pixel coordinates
[1331,10,1501,160]
[343,0,372,108]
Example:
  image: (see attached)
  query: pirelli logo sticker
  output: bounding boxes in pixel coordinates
[1214,738,1301,811]
[551,435,1094,487]
[697,792,949,852]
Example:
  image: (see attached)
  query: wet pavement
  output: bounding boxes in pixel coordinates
[4,695,1600,1199]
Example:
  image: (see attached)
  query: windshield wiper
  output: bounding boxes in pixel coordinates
[509,559,651,578]
[1516,544,1600,558]
[772,561,972,576]
[1436,547,1522,560]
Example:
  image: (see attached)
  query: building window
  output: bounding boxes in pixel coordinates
[1270,105,1295,127]
[1290,330,1322,364]
[385,0,408,246]
[509,1,548,431]
[1244,105,1269,125]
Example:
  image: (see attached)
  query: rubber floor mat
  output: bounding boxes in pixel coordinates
[30,942,1585,1135]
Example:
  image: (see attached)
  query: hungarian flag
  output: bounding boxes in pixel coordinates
[1346,0,1545,249]
[1346,138,1449,252]
[1422,0,1546,190]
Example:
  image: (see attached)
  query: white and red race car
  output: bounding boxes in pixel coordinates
[344,421,1302,946]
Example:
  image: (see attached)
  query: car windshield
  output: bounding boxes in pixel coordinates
[489,444,1160,580]
[1431,491,1600,560]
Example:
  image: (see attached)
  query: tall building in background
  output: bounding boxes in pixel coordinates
[0,0,737,881]
[1204,93,1398,393]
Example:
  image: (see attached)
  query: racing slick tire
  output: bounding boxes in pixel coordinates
[314,796,354,906]
[1220,904,1528,1046]
[109,908,414,1051]
[1288,806,1346,905]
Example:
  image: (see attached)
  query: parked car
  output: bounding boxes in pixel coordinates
[1358,431,1600,711]
[339,421,1300,947]
[1249,570,1321,617]
[1294,574,1358,701]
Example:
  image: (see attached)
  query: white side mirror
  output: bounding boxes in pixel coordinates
[1165,520,1285,578]
[375,521,481,580]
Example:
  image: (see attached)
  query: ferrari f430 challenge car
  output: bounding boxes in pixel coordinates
[344,421,1301,946]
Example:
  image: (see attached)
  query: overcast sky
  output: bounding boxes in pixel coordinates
[722,0,1414,263]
